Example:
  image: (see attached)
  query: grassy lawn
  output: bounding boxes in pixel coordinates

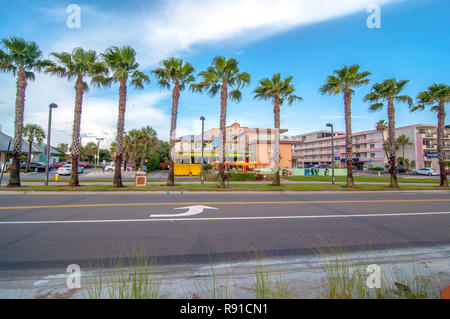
[282,176,441,184]
[0,183,448,192]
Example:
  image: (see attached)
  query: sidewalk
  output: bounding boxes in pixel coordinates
[1,245,448,299]
[17,180,441,186]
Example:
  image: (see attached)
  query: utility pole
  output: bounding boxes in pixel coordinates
[45,103,58,186]
[200,116,205,184]
[96,137,104,167]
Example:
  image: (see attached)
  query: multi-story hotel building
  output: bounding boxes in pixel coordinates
[174,122,301,170]
[291,124,450,170]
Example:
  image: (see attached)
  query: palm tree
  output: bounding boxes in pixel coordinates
[57,143,69,155]
[137,126,158,168]
[375,120,389,160]
[364,79,413,188]
[0,37,51,187]
[254,73,302,186]
[101,46,149,187]
[191,56,250,187]
[320,65,371,187]
[412,83,450,187]
[46,48,108,187]
[23,124,46,173]
[396,134,412,166]
[152,58,195,186]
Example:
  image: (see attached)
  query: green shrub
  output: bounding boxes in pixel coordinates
[369,167,384,171]
[228,172,257,181]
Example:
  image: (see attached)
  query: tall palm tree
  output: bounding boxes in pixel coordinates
[46,48,108,187]
[396,134,412,166]
[152,58,195,186]
[101,46,149,187]
[23,124,46,173]
[191,56,250,187]
[254,73,302,186]
[0,37,51,187]
[412,83,450,187]
[364,79,413,188]
[320,65,371,187]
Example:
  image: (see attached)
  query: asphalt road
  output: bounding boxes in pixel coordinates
[0,191,449,272]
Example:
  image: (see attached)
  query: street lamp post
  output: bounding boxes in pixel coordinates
[326,123,335,184]
[45,103,58,186]
[200,116,205,184]
[96,137,104,167]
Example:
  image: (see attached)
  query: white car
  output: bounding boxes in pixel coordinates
[57,165,84,176]
[412,168,439,176]
[104,164,132,172]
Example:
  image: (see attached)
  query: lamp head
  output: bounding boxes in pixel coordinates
[200,116,205,121]
[49,103,58,109]
[326,123,333,128]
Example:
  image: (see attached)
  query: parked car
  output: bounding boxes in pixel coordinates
[104,164,132,172]
[312,164,330,169]
[396,166,407,173]
[79,162,89,168]
[57,165,84,175]
[20,162,47,172]
[53,162,66,169]
[412,168,439,176]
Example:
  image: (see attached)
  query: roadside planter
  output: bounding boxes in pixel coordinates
[134,172,148,186]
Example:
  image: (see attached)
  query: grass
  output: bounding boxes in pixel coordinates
[253,251,293,299]
[83,252,162,299]
[317,246,442,299]
[282,175,441,184]
[1,183,448,192]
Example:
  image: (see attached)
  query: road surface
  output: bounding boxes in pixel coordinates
[0,191,449,273]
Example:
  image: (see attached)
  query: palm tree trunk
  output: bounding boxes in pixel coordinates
[113,79,127,188]
[167,81,180,186]
[218,78,228,188]
[69,75,84,187]
[26,140,32,173]
[8,66,27,188]
[387,98,398,188]
[344,89,354,187]
[273,97,281,186]
[437,101,448,187]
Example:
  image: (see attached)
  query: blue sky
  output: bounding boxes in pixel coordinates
[0,0,449,146]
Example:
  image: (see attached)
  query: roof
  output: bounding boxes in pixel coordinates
[0,131,59,155]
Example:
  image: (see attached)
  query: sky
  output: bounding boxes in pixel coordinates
[0,0,449,148]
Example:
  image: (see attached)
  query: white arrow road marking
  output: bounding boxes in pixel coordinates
[150,205,218,218]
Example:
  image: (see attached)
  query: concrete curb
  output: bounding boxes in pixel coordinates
[0,189,450,196]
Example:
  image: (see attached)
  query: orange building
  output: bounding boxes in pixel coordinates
[174,122,301,171]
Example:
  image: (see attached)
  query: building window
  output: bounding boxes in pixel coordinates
[424,161,432,168]
[371,153,376,158]
[370,144,375,149]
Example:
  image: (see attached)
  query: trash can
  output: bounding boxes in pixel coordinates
[305,169,310,176]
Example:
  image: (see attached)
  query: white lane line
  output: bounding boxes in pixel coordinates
[0,211,449,225]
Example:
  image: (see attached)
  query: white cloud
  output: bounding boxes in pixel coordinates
[46,0,399,67]
[0,73,169,147]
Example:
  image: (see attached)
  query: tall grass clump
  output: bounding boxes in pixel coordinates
[83,251,162,299]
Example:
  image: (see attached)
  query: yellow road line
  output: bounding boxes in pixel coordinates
[0,199,449,210]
